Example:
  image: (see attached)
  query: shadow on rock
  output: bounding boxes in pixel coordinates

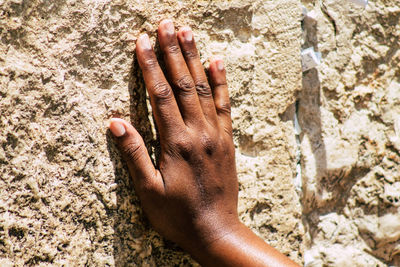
[106,51,196,266]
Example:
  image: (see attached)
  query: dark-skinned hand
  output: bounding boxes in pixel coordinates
[109,19,299,267]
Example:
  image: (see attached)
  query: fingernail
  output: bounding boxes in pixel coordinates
[138,34,151,50]
[182,27,193,42]
[162,19,175,35]
[216,59,224,71]
[109,119,126,137]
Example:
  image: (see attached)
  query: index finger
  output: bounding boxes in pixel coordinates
[136,34,185,138]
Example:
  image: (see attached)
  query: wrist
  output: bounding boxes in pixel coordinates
[178,212,243,260]
[187,221,300,267]
[183,218,246,265]
[191,222,248,266]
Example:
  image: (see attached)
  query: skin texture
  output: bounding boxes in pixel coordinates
[109,19,300,267]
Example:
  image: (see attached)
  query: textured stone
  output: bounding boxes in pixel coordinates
[300,0,400,266]
[4,0,398,265]
[0,0,303,266]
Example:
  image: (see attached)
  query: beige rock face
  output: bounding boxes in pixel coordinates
[2,0,399,266]
[300,0,400,266]
[0,0,303,266]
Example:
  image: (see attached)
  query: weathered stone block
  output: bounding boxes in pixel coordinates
[0,0,303,265]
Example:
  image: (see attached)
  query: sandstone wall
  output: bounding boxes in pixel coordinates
[0,0,303,266]
[300,0,400,266]
[2,0,400,266]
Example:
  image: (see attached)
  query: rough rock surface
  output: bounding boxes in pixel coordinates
[4,0,399,266]
[0,0,303,266]
[300,0,400,266]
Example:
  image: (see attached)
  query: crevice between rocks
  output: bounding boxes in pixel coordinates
[294,100,303,194]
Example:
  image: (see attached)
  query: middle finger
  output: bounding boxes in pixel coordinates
[158,19,204,126]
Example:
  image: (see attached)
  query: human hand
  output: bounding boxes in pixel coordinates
[109,19,299,267]
[109,19,240,253]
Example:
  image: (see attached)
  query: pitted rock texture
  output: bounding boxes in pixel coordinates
[300,0,400,266]
[0,0,303,266]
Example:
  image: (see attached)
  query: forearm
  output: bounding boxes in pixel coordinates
[190,223,300,267]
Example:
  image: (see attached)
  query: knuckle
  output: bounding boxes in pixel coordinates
[195,81,212,97]
[217,101,231,114]
[151,82,172,100]
[176,75,195,93]
[122,141,144,163]
[175,138,193,155]
[183,49,198,60]
[219,81,228,86]
[215,81,228,87]
[199,132,218,156]
[166,44,181,54]
[167,135,193,159]
[142,56,158,71]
